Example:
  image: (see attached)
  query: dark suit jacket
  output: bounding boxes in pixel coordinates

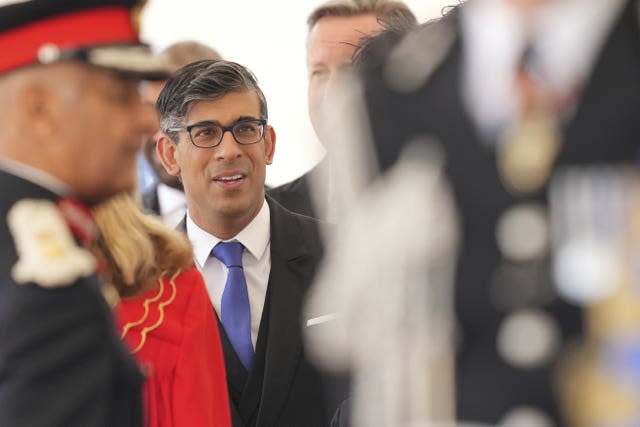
[0,169,143,427]
[267,160,328,221]
[358,1,640,425]
[141,183,160,216]
[179,196,332,426]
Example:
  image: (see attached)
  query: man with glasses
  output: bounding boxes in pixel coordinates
[0,1,167,425]
[155,60,330,426]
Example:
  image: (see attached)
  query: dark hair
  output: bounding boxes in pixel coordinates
[353,3,459,72]
[156,59,268,142]
[307,0,417,32]
[352,17,416,71]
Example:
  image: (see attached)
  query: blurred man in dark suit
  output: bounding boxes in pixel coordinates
[0,1,168,426]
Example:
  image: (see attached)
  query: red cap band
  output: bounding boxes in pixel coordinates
[0,6,138,74]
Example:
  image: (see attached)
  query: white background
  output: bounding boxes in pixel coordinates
[141,0,455,186]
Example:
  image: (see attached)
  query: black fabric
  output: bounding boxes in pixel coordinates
[268,173,316,219]
[219,288,270,427]
[0,169,143,427]
[267,160,329,221]
[141,185,161,216]
[330,398,351,427]
[252,197,330,426]
[0,0,139,31]
[358,1,640,424]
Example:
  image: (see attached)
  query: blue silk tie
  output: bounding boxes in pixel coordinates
[212,241,254,370]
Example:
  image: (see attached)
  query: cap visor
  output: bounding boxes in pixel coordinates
[84,44,170,80]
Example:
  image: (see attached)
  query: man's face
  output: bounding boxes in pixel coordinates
[508,0,550,13]
[307,14,383,144]
[59,65,156,203]
[157,90,275,232]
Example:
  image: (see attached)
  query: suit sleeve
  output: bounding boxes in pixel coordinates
[0,272,133,427]
[173,268,232,427]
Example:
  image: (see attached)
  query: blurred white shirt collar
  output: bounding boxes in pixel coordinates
[461,0,626,140]
[157,183,186,228]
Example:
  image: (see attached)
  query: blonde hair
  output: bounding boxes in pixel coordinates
[93,194,193,297]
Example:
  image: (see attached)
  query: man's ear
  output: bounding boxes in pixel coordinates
[21,81,59,139]
[264,125,276,165]
[156,134,182,176]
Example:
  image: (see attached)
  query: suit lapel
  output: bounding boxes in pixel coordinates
[176,215,187,233]
[141,185,160,215]
[561,0,640,163]
[255,197,318,426]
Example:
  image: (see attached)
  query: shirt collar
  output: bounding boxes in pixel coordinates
[533,0,626,95]
[461,0,626,138]
[157,183,186,216]
[189,199,271,267]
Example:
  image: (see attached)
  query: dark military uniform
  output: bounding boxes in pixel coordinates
[0,168,144,426]
[358,0,640,424]
[0,1,168,425]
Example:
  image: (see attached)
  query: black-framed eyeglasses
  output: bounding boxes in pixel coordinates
[169,118,267,148]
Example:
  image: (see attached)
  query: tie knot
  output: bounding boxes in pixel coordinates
[211,241,244,268]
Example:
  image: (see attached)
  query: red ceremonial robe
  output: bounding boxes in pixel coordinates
[116,267,231,427]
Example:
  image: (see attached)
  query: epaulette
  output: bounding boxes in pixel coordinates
[8,199,95,288]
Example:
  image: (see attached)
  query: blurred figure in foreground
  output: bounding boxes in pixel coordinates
[0,1,167,425]
[307,0,640,425]
[268,0,416,222]
[306,143,459,427]
[94,194,231,427]
[140,41,222,227]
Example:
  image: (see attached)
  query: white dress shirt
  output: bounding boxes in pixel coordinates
[157,183,187,228]
[461,0,626,141]
[188,200,271,349]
